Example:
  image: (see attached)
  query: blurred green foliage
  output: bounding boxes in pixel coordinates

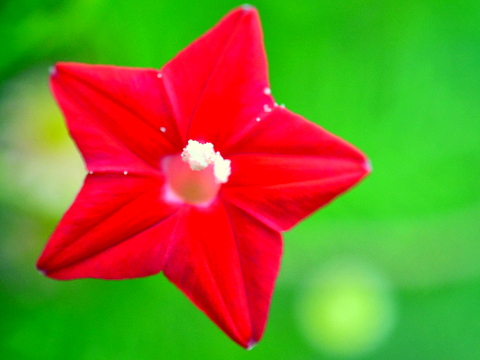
[1,0,480,359]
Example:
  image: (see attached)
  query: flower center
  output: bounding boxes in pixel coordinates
[163,140,231,205]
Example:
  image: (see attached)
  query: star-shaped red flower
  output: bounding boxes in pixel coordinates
[37,6,369,348]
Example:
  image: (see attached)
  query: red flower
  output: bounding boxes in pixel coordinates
[37,6,369,348]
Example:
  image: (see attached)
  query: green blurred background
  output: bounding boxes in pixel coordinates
[1,0,479,359]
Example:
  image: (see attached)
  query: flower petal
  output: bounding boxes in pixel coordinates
[161,6,272,146]
[221,108,370,231]
[222,201,282,347]
[37,173,180,279]
[162,200,282,348]
[51,63,182,174]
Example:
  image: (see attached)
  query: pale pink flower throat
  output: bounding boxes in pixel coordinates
[163,140,231,205]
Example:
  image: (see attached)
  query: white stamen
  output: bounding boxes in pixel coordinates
[263,104,272,112]
[160,126,166,132]
[181,140,231,183]
[123,171,128,175]
[274,102,278,107]
[280,103,286,108]
[213,156,231,184]
[49,66,56,76]
[88,171,93,174]
[263,87,271,95]
[182,140,216,171]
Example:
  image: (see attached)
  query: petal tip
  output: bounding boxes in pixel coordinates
[49,65,57,77]
[36,254,53,278]
[246,339,258,350]
[364,159,373,174]
[241,4,256,11]
[36,264,48,277]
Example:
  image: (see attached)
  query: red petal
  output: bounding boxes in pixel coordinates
[37,174,180,279]
[163,200,282,348]
[51,63,182,174]
[161,6,273,147]
[222,108,370,231]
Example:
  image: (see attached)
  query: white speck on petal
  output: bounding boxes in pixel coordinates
[123,171,128,175]
[263,104,272,112]
[88,171,93,174]
[280,104,286,108]
[160,127,166,132]
[263,87,271,95]
[49,66,56,75]
[256,117,261,122]
[157,73,163,78]
[274,102,278,107]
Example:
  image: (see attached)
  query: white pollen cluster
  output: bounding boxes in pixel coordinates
[213,156,231,184]
[181,140,231,183]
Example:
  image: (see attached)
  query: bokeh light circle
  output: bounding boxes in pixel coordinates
[297,258,396,357]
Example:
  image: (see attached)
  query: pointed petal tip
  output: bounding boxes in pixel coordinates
[50,62,86,77]
[36,254,48,274]
[364,159,373,174]
[246,339,258,350]
[241,4,256,11]
[36,263,48,277]
[49,62,71,82]
[235,4,259,19]
[36,255,56,279]
[49,65,57,77]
